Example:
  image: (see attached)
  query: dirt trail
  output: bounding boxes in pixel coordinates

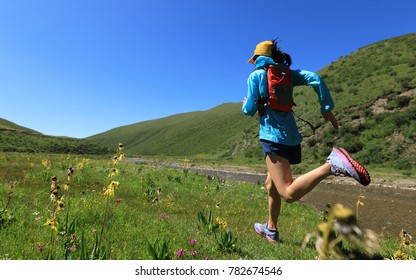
[127,158,416,239]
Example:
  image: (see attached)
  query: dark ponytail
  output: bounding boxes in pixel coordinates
[271,39,292,67]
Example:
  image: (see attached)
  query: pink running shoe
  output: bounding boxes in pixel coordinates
[327,147,371,186]
[254,222,279,243]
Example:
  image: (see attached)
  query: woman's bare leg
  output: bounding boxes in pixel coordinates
[266,154,332,203]
[265,173,281,230]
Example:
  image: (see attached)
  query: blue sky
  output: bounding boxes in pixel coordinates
[1,0,415,138]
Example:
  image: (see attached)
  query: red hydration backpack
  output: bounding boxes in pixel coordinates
[256,63,294,116]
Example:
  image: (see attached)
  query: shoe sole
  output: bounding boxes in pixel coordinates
[254,226,279,243]
[335,147,371,186]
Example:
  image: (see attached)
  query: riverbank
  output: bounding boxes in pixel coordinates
[127,158,416,239]
[129,158,416,190]
[195,164,416,239]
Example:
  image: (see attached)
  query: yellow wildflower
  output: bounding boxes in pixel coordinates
[103,187,115,197]
[44,218,57,231]
[113,156,119,164]
[355,194,365,207]
[400,229,413,247]
[216,217,228,230]
[76,160,85,171]
[114,144,125,162]
[118,143,124,151]
[108,168,119,178]
[391,250,414,260]
[42,159,51,170]
[67,166,74,181]
[103,181,120,197]
[109,181,120,188]
[57,196,64,211]
[50,176,58,190]
[183,158,189,169]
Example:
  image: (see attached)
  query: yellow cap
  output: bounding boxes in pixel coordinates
[248,40,273,64]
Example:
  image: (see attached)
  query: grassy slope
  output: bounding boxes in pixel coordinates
[88,33,416,173]
[88,103,259,158]
[0,118,40,133]
[0,118,111,155]
[294,33,416,171]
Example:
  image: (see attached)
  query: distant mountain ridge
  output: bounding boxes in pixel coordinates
[0,118,40,134]
[0,118,110,154]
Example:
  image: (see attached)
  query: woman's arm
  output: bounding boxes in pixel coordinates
[291,69,334,113]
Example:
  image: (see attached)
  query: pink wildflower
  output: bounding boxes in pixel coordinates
[190,239,197,246]
[36,243,46,252]
[190,250,198,257]
[159,213,170,219]
[176,249,186,258]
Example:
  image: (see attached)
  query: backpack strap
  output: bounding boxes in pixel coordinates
[252,65,269,102]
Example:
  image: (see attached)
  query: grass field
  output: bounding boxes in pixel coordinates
[0,149,415,260]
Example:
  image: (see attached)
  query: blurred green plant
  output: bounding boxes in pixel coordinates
[0,184,15,229]
[303,203,381,259]
[147,239,172,260]
[216,229,239,253]
[197,209,219,234]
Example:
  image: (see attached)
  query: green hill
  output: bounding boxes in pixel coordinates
[87,103,259,159]
[0,118,110,155]
[88,33,416,172]
[0,118,40,134]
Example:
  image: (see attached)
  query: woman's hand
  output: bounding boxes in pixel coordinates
[322,111,339,129]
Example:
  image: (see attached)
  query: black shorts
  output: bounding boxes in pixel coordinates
[260,140,302,164]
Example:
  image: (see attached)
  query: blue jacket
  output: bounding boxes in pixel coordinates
[242,56,334,146]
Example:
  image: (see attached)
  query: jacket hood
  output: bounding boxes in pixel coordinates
[255,56,275,68]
